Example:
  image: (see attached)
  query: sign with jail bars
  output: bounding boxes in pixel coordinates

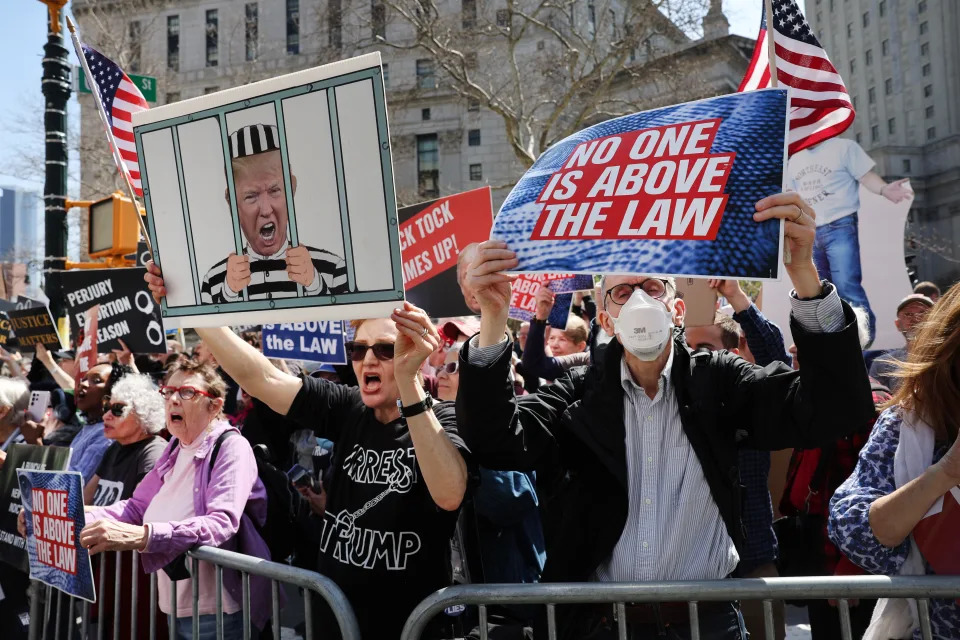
[133,52,404,328]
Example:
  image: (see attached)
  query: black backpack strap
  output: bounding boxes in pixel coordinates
[209,429,239,472]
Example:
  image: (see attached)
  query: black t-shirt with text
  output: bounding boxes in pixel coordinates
[287,376,470,638]
[92,436,167,507]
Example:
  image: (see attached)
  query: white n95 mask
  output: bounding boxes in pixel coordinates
[612,289,674,361]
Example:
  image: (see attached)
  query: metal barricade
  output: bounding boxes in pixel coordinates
[27,545,361,640]
[400,575,960,640]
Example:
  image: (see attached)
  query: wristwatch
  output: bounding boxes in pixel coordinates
[398,394,434,419]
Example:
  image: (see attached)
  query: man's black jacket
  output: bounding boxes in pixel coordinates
[456,301,874,631]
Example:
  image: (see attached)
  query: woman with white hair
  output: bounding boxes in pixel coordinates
[0,377,30,467]
[84,373,168,507]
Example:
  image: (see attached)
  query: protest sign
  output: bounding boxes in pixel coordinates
[493,89,788,280]
[262,321,347,364]
[12,297,43,310]
[398,186,493,317]
[508,275,591,328]
[18,470,96,602]
[6,305,63,352]
[0,298,14,348]
[74,306,99,379]
[0,444,72,572]
[61,268,166,354]
[135,52,403,328]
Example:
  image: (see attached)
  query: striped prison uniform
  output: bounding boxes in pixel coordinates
[200,245,348,304]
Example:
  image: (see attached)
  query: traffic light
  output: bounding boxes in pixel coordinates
[88,192,142,259]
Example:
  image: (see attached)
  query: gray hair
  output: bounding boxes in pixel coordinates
[108,374,166,435]
[851,306,872,350]
[0,378,29,429]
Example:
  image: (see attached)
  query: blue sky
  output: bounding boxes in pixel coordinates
[0,1,762,190]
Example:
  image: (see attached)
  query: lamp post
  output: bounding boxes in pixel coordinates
[39,0,71,321]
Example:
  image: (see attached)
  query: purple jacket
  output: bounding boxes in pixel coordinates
[86,420,273,628]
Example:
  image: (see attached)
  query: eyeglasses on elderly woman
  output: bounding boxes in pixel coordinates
[159,386,216,401]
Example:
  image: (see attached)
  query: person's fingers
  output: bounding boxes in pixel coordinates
[707,279,721,289]
[391,313,435,339]
[118,339,129,352]
[145,260,161,276]
[396,324,437,351]
[893,178,910,186]
[755,191,805,211]
[473,248,516,263]
[752,201,815,224]
[392,306,434,329]
[470,257,520,276]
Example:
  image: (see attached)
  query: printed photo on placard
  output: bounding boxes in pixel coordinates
[398,186,494,318]
[61,268,166,354]
[135,52,403,328]
[492,89,788,280]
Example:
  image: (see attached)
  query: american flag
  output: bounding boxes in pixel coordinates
[80,44,149,196]
[738,0,855,155]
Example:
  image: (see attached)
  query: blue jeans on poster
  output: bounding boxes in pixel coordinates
[175,611,256,640]
[812,212,875,346]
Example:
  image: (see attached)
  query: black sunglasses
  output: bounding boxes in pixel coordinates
[344,341,395,362]
[103,402,128,418]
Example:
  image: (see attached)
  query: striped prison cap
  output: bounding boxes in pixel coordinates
[228,124,281,159]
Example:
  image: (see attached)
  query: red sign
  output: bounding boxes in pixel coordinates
[531,119,734,241]
[30,489,77,575]
[74,305,99,383]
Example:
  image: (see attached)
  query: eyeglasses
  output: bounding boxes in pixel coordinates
[159,385,215,401]
[899,312,927,322]
[344,341,395,362]
[102,402,129,418]
[605,279,670,306]
[437,361,459,375]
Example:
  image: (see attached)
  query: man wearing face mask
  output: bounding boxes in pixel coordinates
[457,192,876,640]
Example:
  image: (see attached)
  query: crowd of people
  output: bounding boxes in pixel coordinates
[0,191,957,640]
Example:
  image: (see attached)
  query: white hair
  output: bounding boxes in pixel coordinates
[108,374,166,435]
[0,378,29,429]
[851,306,872,350]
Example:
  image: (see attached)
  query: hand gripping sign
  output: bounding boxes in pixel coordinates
[492,89,789,280]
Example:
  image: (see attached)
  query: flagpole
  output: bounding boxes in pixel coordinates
[765,0,778,88]
[65,16,153,255]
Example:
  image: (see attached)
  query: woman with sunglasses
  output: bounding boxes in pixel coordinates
[72,359,271,639]
[145,262,468,639]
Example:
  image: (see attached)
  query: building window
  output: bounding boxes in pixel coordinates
[128,21,141,73]
[329,0,342,48]
[882,39,889,56]
[816,11,822,23]
[919,22,928,35]
[879,0,885,17]
[167,15,180,71]
[871,125,879,142]
[204,86,219,94]
[382,63,389,87]
[846,23,852,37]
[918,0,926,13]
[588,1,596,37]
[416,59,436,89]
[922,63,931,77]
[849,59,856,74]
[462,0,476,29]
[205,10,218,67]
[920,42,929,56]
[925,105,934,119]
[868,87,876,104]
[287,0,300,54]
[468,129,481,146]
[496,9,511,29]
[862,11,870,27]
[903,159,911,173]
[924,84,933,97]
[852,95,858,109]
[417,134,439,198]
[421,108,431,121]
[467,99,480,112]
[372,0,386,39]
[865,49,872,66]
[609,9,617,37]
[855,132,862,144]
[245,3,259,61]
[469,164,482,181]
[885,78,893,95]
[165,92,180,104]
[926,127,936,140]
[887,118,896,134]
[464,52,478,68]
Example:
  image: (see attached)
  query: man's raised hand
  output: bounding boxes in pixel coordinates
[144,261,167,305]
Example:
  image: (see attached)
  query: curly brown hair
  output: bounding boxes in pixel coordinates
[886,282,960,444]
[163,358,227,399]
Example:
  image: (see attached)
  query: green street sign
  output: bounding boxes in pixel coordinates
[78,68,157,103]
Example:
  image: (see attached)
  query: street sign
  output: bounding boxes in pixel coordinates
[77,67,157,103]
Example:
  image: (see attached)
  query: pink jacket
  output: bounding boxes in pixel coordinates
[87,420,273,628]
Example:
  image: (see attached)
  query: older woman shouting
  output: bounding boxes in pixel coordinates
[76,359,270,639]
